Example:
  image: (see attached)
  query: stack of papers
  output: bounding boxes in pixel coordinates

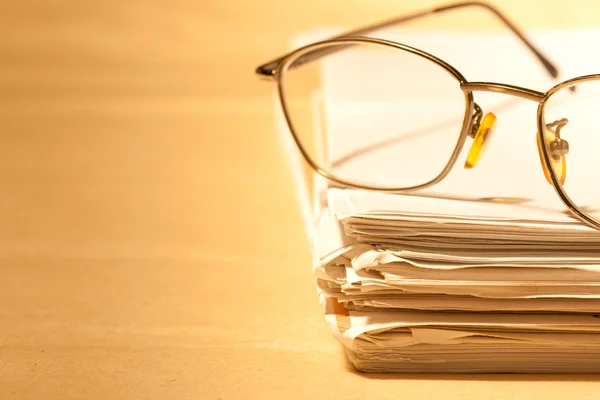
[278,29,600,372]
[314,189,600,373]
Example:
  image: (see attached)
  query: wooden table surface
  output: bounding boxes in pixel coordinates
[2,1,600,398]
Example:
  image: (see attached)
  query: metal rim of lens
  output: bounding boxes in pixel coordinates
[275,36,474,192]
[538,74,600,230]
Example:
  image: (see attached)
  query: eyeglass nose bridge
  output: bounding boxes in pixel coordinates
[460,82,546,102]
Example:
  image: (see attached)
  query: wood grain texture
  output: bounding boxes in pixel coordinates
[2,1,600,398]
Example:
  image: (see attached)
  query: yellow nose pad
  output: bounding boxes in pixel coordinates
[464,112,497,169]
[536,127,567,185]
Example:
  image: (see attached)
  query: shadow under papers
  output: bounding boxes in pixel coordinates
[358,372,600,382]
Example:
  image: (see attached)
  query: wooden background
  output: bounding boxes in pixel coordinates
[2,0,600,398]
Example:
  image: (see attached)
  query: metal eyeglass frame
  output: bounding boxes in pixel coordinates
[255,1,600,230]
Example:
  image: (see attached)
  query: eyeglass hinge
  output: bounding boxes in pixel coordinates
[255,64,278,81]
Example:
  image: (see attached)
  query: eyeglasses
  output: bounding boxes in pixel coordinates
[255,1,600,230]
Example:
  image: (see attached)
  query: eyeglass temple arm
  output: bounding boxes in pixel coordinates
[256,1,558,79]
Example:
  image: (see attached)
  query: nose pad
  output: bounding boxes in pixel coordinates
[464,112,497,169]
[536,121,569,185]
